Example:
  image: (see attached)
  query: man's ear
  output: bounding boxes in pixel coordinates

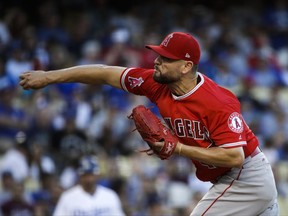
[182,61,193,74]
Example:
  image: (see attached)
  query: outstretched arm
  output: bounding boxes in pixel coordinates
[19,65,126,90]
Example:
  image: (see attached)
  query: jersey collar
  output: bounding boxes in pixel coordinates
[171,72,204,100]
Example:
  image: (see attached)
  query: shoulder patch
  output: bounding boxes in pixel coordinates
[128,76,144,88]
[228,112,243,133]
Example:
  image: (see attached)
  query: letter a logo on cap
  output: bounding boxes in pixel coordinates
[162,34,173,47]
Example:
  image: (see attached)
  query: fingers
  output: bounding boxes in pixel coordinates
[19,72,39,90]
[137,148,154,156]
[19,80,27,89]
[20,81,31,90]
[22,84,31,90]
[19,71,31,79]
[137,141,164,157]
[154,141,164,151]
[19,72,30,89]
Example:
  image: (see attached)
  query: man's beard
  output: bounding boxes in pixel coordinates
[153,70,179,84]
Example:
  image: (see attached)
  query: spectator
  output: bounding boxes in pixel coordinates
[263,0,288,49]
[30,173,62,216]
[0,132,29,183]
[53,155,126,216]
[5,45,33,85]
[28,136,56,184]
[104,28,141,67]
[247,56,283,87]
[78,40,103,65]
[0,85,29,140]
[0,171,14,206]
[36,3,69,46]
[0,181,34,216]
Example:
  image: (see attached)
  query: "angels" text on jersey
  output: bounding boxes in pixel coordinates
[164,118,209,140]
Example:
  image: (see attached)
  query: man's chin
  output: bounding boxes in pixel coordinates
[153,73,162,83]
[153,76,168,84]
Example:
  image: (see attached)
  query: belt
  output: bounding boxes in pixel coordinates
[250,147,262,158]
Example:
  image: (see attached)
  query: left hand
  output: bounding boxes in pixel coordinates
[19,71,49,90]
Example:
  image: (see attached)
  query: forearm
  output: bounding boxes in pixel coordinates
[176,143,244,168]
[46,65,104,84]
[45,65,125,87]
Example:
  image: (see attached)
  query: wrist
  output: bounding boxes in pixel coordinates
[45,70,64,84]
[178,143,183,155]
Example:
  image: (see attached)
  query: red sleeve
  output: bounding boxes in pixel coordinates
[120,67,164,103]
[209,103,247,148]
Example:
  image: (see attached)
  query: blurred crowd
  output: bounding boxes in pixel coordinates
[0,0,288,215]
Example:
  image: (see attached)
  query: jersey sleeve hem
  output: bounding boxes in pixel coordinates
[218,141,247,148]
[120,67,135,92]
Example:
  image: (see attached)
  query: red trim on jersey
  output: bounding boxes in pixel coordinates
[219,141,247,148]
[201,168,243,216]
[120,67,134,92]
[171,73,203,100]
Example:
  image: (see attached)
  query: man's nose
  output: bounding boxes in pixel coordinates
[154,56,160,65]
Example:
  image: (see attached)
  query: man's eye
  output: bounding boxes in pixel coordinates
[161,56,174,62]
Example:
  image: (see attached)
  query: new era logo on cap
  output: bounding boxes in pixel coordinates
[145,32,201,64]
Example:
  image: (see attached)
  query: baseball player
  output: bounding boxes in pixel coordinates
[53,155,125,216]
[20,32,278,215]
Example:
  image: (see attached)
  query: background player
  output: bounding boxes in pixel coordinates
[20,32,278,215]
[53,155,125,216]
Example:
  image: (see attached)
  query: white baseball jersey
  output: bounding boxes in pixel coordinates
[53,185,125,216]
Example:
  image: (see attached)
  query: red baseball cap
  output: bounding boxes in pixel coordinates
[145,32,201,64]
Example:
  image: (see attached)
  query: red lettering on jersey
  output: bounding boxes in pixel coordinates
[164,118,207,140]
[200,128,217,169]
[193,121,205,140]
[184,119,194,138]
[203,127,214,146]
[164,118,173,130]
[175,118,185,137]
[128,76,144,89]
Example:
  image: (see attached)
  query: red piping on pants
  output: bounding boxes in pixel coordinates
[201,168,243,216]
